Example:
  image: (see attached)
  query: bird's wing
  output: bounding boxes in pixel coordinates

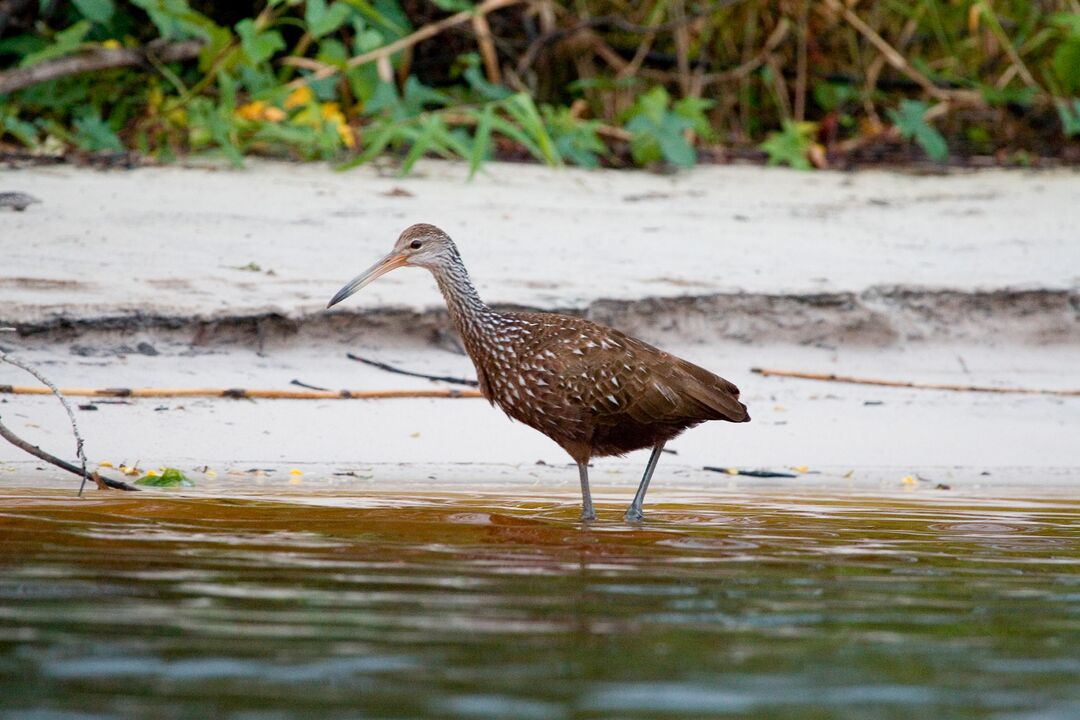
[553,322,749,426]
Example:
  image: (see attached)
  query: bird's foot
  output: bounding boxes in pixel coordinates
[623,506,644,523]
[579,507,597,522]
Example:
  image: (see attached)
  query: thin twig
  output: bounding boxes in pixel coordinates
[282,0,525,89]
[346,353,479,387]
[697,18,789,88]
[0,384,482,399]
[0,40,203,94]
[703,466,798,478]
[471,11,502,84]
[0,350,89,494]
[751,368,1080,397]
[821,0,970,103]
[794,0,808,122]
[290,379,330,391]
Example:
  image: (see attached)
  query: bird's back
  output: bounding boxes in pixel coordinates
[468,311,748,458]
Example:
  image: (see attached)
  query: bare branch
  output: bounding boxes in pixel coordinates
[0,384,483,399]
[752,367,1080,397]
[0,350,89,493]
[0,415,139,491]
[0,40,203,94]
[283,0,525,89]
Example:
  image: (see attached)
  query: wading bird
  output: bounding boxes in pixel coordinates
[328,224,749,522]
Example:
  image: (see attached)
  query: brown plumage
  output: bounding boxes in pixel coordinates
[328,223,749,522]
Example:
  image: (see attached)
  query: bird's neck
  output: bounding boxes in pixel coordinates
[431,257,502,360]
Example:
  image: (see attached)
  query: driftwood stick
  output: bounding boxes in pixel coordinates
[346,353,479,387]
[0,416,139,491]
[751,368,1080,397]
[283,0,525,88]
[0,385,483,399]
[0,40,203,94]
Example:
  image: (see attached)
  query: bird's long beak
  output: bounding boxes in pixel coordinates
[327,252,409,308]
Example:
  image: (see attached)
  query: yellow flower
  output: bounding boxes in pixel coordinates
[320,102,356,148]
[98,461,114,468]
[236,101,268,121]
[284,86,314,109]
[102,39,121,50]
[290,468,303,476]
[236,101,287,123]
[338,123,356,148]
[901,475,917,486]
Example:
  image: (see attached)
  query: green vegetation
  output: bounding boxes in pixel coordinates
[135,467,195,487]
[1,0,1079,172]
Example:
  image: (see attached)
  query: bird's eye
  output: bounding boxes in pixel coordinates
[410,240,422,250]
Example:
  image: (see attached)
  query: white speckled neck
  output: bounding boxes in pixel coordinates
[430,248,505,361]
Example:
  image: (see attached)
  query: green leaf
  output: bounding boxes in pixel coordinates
[73,112,123,152]
[187,95,243,166]
[431,0,474,11]
[812,81,857,112]
[1050,12,1080,38]
[887,99,948,161]
[306,0,351,39]
[656,120,695,167]
[1052,40,1080,96]
[759,120,815,170]
[2,115,39,147]
[400,77,450,117]
[461,52,511,101]
[979,85,1036,108]
[339,0,411,39]
[673,96,715,140]
[130,0,213,41]
[502,93,560,166]
[235,18,285,64]
[73,0,115,23]
[341,119,401,169]
[197,24,233,73]
[622,86,698,167]
[541,104,605,169]
[0,34,46,58]
[1058,99,1080,137]
[399,118,436,175]
[135,468,195,487]
[468,104,494,179]
[19,21,91,68]
[487,114,545,161]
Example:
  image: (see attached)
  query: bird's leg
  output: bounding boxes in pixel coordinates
[625,442,665,523]
[577,462,596,522]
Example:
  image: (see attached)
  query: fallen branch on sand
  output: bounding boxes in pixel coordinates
[0,419,139,492]
[751,368,1080,397]
[0,385,483,400]
[346,353,479,387]
[703,466,798,478]
[0,337,138,492]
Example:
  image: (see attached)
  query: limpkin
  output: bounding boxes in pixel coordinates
[328,224,749,522]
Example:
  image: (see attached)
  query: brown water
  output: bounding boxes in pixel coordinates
[1,489,1078,719]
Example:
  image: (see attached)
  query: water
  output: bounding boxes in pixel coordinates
[1,488,1078,719]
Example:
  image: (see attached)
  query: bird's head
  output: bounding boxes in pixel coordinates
[327,223,457,308]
